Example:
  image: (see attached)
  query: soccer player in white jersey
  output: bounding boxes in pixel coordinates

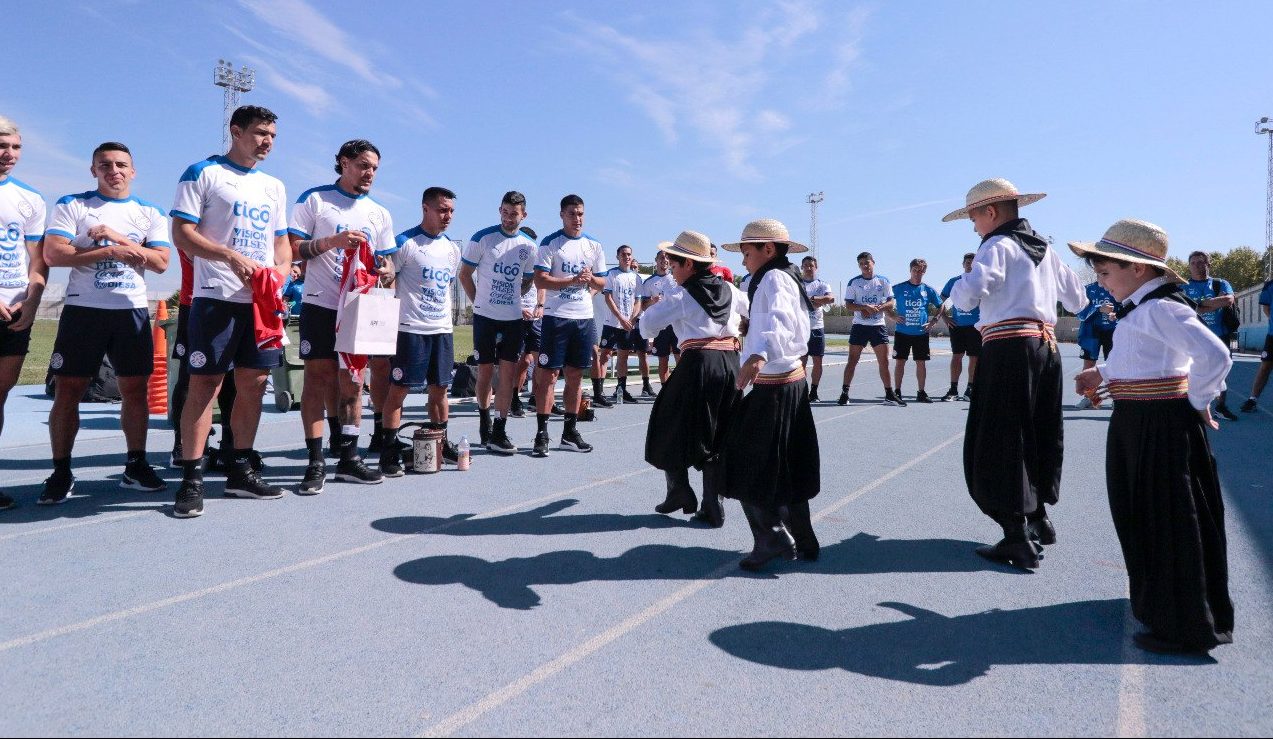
[511,225,546,419]
[169,105,291,518]
[799,255,835,402]
[531,194,607,457]
[598,244,643,404]
[839,251,901,406]
[40,142,171,504]
[641,249,679,385]
[0,116,49,511]
[288,140,394,493]
[458,191,537,454]
[377,187,461,476]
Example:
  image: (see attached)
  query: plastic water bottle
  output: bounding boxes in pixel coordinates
[457,435,471,471]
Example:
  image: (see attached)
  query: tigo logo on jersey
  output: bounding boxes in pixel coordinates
[493,260,521,281]
[232,201,272,231]
[423,266,455,287]
[1,223,21,250]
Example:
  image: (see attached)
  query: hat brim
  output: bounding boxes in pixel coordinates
[941,193,1047,223]
[719,238,809,254]
[1067,240,1185,285]
[657,240,718,263]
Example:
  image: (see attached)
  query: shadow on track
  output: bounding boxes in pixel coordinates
[709,598,1213,686]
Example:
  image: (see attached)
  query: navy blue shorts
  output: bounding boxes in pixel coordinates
[950,324,982,357]
[849,323,889,347]
[173,303,190,361]
[0,316,32,357]
[390,331,454,387]
[1080,326,1115,362]
[652,326,679,358]
[51,305,153,377]
[806,328,826,358]
[186,297,282,375]
[539,315,594,370]
[299,303,338,361]
[521,319,542,355]
[600,324,645,352]
[472,314,524,365]
[1263,334,1273,361]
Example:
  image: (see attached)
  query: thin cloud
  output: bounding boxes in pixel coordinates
[243,56,335,117]
[236,0,400,89]
[823,197,961,226]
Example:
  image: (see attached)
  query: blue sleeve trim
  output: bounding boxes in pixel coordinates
[147,241,173,249]
[288,228,312,240]
[461,257,480,268]
[7,177,42,196]
[170,210,201,224]
[296,184,335,204]
[23,234,42,242]
[46,228,75,240]
[136,197,167,214]
[534,265,551,272]
[274,229,288,237]
[178,157,217,183]
[470,225,501,242]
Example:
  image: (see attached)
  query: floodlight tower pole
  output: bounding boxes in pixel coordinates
[214,60,256,153]
[807,191,824,260]
[1257,118,1273,279]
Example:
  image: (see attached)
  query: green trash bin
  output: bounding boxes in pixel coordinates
[270,323,304,412]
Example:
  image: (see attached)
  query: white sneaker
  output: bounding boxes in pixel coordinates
[1075,396,1093,410]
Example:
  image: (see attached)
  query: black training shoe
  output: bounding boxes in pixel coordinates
[298,461,326,495]
[37,471,75,506]
[509,397,526,418]
[1240,398,1258,413]
[591,393,614,408]
[442,440,460,464]
[916,390,933,404]
[174,480,205,518]
[224,469,285,500]
[0,491,16,511]
[837,391,849,406]
[551,402,568,415]
[940,388,958,401]
[170,443,183,469]
[379,447,405,478]
[560,428,593,453]
[642,386,657,399]
[478,413,492,446]
[532,430,551,458]
[1215,404,1239,422]
[336,457,384,485]
[121,460,168,492]
[894,393,908,408]
[621,390,638,403]
[964,386,974,401]
[809,389,820,403]
[487,429,517,456]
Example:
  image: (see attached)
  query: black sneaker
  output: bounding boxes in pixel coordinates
[509,396,526,418]
[1241,398,1258,413]
[224,469,285,500]
[121,460,168,492]
[249,450,265,472]
[551,402,568,415]
[170,443,183,469]
[174,480,205,518]
[560,428,593,453]
[0,491,16,511]
[442,439,460,464]
[964,386,974,401]
[1215,404,1239,422]
[487,430,518,456]
[642,386,657,398]
[916,390,933,404]
[532,430,551,458]
[623,390,639,403]
[591,394,614,408]
[336,457,384,484]
[809,389,820,403]
[380,447,405,478]
[837,391,849,406]
[940,388,958,401]
[884,391,907,408]
[298,461,326,495]
[37,471,75,505]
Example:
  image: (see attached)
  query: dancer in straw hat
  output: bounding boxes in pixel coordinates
[1071,219,1234,654]
[640,231,748,526]
[720,219,820,570]
[942,178,1087,570]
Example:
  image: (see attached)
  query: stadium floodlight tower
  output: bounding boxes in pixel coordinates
[807,191,824,260]
[1257,117,1273,279]
[213,60,256,152]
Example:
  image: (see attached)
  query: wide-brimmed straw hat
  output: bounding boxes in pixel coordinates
[941,178,1047,223]
[657,231,718,263]
[1067,219,1185,284]
[719,218,808,254]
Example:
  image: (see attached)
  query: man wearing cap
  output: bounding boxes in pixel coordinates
[937,252,980,401]
[721,219,820,571]
[943,178,1086,570]
[641,231,747,527]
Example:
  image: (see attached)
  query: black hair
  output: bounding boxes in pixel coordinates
[422,186,456,205]
[92,141,130,160]
[668,254,711,274]
[1188,250,1208,261]
[774,244,790,257]
[616,244,632,257]
[801,255,818,266]
[963,252,976,261]
[519,226,537,241]
[1085,255,1166,277]
[503,191,527,208]
[560,194,584,210]
[334,139,380,174]
[229,105,277,130]
[856,251,874,262]
[909,258,928,269]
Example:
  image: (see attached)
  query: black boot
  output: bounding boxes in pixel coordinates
[739,504,797,572]
[975,517,1040,571]
[1027,507,1057,546]
[780,500,819,561]
[691,457,726,527]
[655,468,698,515]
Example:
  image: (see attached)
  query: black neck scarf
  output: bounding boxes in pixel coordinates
[1116,281,1193,319]
[747,255,815,313]
[981,218,1049,267]
[681,270,732,323]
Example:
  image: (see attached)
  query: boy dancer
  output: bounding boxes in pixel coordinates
[889,258,943,403]
[1072,219,1233,655]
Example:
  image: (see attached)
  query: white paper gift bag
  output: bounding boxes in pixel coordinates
[335,287,400,356]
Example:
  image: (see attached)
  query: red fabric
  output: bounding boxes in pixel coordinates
[335,242,379,382]
[179,251,194,306]
[251,269,286,351]
[709,264,734,282]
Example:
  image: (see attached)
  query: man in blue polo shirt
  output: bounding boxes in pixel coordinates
[1241,277,1273,414]
[889,258,943,403]
[937,252,980,401]
[1182,251,1238,420]
[1073,279,1119,409]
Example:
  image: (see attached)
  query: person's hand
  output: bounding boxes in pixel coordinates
[7,303,34,332]
[619,317,633,331]
[1074,367,1103,396]
[737,355,765,390]
[576,267,593,285]
[114,244,150,270]
[533,305,544,319]
[330,230,368,252]
[226,250,260,282]
[87,224,130,246]
[943,316,956,329]
[376,257,394,285]
[924,320,938,332]
[1099,302,1115,316]
[1200,406,1219,431]
[522,307,535,320]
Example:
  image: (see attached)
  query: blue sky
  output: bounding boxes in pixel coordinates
[7,0,1273,296]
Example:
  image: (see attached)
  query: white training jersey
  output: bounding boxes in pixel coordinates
[845,274,892,327]
[602,268,641,328]
[462,225,537,322]
[535,230,607,320]
[170,155,288,304]
[640,272,676,304]
[0,176,46,307]
[386,225,459,335]
[802,277,831,331]
[289,184,395,311]
[46,191,171,310]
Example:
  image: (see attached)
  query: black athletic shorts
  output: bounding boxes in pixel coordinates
[950,324,982,357]
[892,332,931,361]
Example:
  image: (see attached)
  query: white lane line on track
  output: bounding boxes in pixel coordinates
[417,425,961,738]
[0,468,655,654]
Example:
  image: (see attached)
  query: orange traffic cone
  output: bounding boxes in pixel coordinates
[148,300,169,415]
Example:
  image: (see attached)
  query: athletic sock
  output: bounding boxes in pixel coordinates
[181,458,204,483]
[126,450,145,465]
[810,384,818,394]
[326,416,339,440]
[842,384,850,393]
[592,378,604,398]
[372,412,384,441]
[564,413,578,434]
[537,413,550,433]
[339,425,360,461]
[950,382,958,393]
[231,448,253,473]
[642,374,652,389]
[305,437,323,463]
[479,406,491,423]
[618,377,627,392]
[53,457,72,475]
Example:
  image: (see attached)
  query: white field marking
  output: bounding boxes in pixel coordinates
[1116,598,1147,737]
[0,511,150,543]
[417,419,957,738]
[0,468,655,655]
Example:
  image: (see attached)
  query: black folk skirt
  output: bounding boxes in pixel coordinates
[645,348,741,471]
[1107,397,1234,649]
[964,335,1064,521]
[723,375,820,509]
